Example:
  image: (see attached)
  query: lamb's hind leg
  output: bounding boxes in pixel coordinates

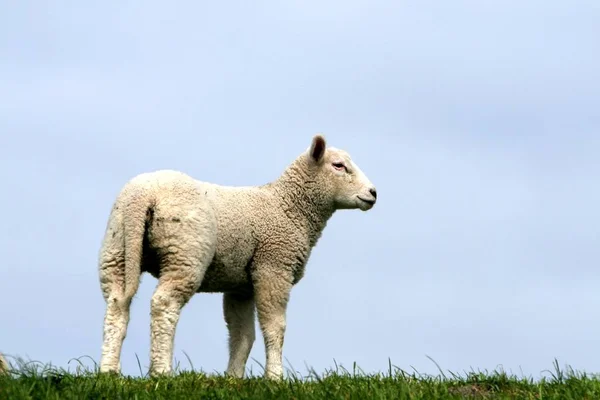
[224,293,255,378]
[149,246,215,376]
[99,254,136,373]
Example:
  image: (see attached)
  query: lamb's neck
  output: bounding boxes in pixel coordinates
[272,164,334,245]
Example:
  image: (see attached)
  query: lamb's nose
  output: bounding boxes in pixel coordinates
[370,187,377,199]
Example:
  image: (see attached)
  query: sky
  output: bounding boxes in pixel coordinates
[0,1,599,379]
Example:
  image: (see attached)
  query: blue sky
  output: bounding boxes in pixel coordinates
[0,1,599,378]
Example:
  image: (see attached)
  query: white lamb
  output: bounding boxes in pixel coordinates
[98,134,377,379]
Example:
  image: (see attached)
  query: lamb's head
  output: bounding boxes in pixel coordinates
[304,134,377,212]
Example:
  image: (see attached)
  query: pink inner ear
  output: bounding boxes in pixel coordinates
[310,136,326,162]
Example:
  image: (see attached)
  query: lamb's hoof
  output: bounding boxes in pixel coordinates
[225,371,245,379]
[264,371,284,380]
[98,369,121,377]
[149,367,174,378]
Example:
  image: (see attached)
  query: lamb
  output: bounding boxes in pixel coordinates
[97,134,377,379]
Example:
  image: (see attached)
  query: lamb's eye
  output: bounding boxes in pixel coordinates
[332,162,346,171]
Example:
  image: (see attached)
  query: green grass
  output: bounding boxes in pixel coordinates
[1,358,599,399]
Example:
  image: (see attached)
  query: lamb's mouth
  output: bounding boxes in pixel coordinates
[357,196,376,206]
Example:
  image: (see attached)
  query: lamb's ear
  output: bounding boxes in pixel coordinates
[309,134,326,163]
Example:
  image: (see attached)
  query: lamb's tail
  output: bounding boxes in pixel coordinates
[122,190,152,300]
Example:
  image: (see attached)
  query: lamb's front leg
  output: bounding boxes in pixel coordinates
[253,270,292,380]
[223,292,256,378]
